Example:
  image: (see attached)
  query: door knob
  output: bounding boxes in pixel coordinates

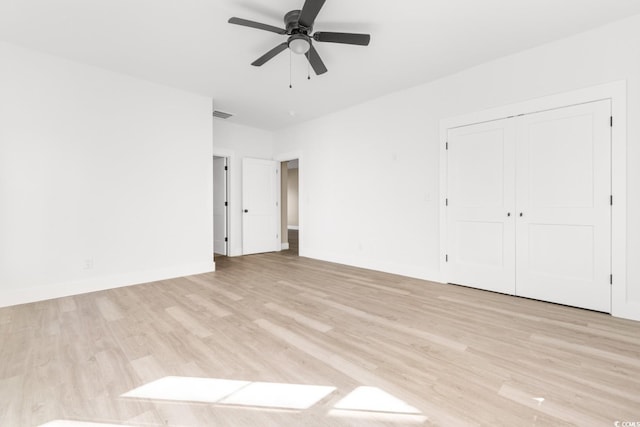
[244,209,249,213]
[519,212,523,217]
[507,212,511,217]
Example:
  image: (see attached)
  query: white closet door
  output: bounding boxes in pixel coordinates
[446,119,516,294]
[515,100,611,312]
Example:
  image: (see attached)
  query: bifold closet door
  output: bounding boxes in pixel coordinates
[446,119,516,295]
[515,100,611,312]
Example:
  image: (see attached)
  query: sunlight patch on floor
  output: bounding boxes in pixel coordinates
[334,386,421,413]
[219,381,336,409]
[122,376,336,410]
[329,386,427,423]
[39,421,133,427]
[122,376,249,404]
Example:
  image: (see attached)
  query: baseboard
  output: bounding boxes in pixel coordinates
[301,249,439,284]
[288,226,299,230]
[0,261,216,308]
[281,243,290,250]
[612,300,640,322]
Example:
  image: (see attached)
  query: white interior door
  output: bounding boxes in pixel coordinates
[242,158,280,255]
[213,157,227,256]
[515,100,611,312]
[446,119,516,294]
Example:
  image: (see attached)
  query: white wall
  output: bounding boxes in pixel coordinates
[274,15,640,319]
[212,120,274,256]
[0,42,214,307]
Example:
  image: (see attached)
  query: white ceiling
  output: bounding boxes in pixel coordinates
[2,0,640,130]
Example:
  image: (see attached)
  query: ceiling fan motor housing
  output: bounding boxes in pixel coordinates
[285,10,312,35]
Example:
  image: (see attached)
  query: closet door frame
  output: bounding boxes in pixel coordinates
[439,81,633,320]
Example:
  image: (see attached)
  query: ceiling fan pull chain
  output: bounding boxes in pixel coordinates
[289,49,293,89]
[307,57,311,80]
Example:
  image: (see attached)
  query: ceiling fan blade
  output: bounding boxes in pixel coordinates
[298,0,326,28]
[228,17,286,35]
[252,42,289,66]
[313,32,371,46]
[305,44,328,75]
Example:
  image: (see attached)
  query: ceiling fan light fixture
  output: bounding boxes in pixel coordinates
[288,34,310,54]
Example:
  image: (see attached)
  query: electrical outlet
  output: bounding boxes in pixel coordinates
[83,258,94,270]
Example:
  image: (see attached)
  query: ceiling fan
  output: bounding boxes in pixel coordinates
[228,0,371,75]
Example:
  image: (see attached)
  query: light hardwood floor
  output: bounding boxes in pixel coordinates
[1,253,639,426]
[287,229,298,255]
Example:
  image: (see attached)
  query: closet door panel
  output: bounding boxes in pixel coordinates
[446,120,516,294]
[515,100,611,312]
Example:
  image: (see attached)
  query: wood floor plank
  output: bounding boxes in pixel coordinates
[56,297,77,314]
[0,375,25,426]
[301,292,468,352]
[95,297,124,322]
[184,275,244,301]
[165,306,212,339]
[263,302,333,333]
[185,293,233,318]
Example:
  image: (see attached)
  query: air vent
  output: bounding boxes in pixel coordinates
[213,110,233,120]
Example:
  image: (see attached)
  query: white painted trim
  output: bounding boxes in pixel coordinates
[213,155,230,257]
[439,129,449,285]
[276,160,282,252]
[275,151,304,256]
[0,261,216,308]
[439,81,633,320]
[281,242,290,250]
[213,148,236,256]
[440,81,625,130]
[288,225,300,230]
[609,84,636,321]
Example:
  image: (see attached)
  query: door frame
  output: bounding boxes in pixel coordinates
[439,80,634,320]
[213,148,236,255]
[280,162,289,251]
[275,151,304,256]
[213,155,229,256]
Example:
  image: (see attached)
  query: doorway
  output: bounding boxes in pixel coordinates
[281,159,299,255]
[213,156,229,258]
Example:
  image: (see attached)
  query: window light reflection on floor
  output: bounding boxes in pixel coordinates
[121,376,336,410]
[334,386,421,413]
[329,386,427,423]
[40,381,426,426]
[219,381,336,409]
[121,376,249,404]
[39,421,132,427]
